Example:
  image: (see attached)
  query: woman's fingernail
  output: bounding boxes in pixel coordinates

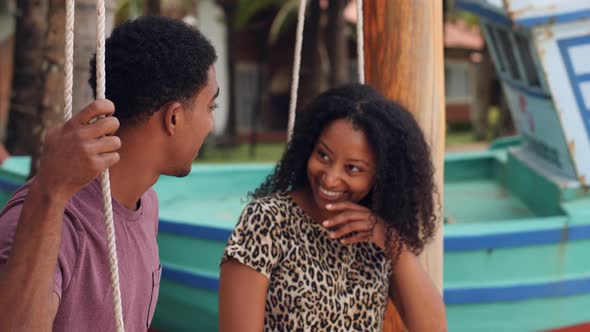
[326,204,332,209]
[323,220,330,227]
[330,232,336,238]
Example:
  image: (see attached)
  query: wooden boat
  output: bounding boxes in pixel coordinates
[446,1,590,331]
[2,140,589,331]
[2,0,590,330]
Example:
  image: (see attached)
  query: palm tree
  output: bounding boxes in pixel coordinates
[6,0,114,176]
[223,0,328,146]
[7,0,61,176]
[115,0,163,25]
[326,0,348,87]
[216,0,238,145]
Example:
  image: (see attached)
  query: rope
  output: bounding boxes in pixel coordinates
[64,0,74,121]
[356,0,365,84]
[64,0,125,330]
[287,0,365,140]
[286,0,307,141]
[96,0,125,330]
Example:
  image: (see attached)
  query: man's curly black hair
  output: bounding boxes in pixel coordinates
[252,84,438,257]
[89,16,217,126]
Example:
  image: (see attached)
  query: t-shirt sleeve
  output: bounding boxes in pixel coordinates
[53,210,81,300]
[0,199,22,270]
[221,199,285,278]
[0,197,80,302]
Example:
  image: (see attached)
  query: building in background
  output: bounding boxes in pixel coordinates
[0,0,502,148]
[444,18,485,125]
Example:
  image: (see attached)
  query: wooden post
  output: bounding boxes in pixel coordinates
[363,0,445,330]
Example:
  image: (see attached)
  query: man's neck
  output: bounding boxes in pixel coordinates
[108,130,160,210]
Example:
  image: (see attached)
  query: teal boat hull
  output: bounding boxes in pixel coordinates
[1,141,590,331]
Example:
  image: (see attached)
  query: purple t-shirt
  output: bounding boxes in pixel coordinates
[0,178,161,331]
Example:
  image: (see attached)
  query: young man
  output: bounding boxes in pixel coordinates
[0,16,218,330]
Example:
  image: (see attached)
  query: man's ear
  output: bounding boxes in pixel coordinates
[163,102,183,136]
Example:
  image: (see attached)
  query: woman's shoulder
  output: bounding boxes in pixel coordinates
[244,192,294,216]
[240,192,312,232]
[223,193,294,275]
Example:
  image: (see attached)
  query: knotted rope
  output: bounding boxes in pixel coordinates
[286,0,307,141]
[286,0,365,140]
[64,0,125,330]
[356,0,365,84]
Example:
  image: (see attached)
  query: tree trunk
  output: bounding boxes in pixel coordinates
[7,0,64,177]
[7,0,114,176]
[326,0,348,88]
[32,0,67,177]
[145,0,161,16]
[6,0,49,158]
[364,1,445,331]
[297,0,322,111]
[218,0,238,145]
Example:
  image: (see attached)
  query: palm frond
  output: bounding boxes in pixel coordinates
[268,0,299,45]
[234,0,279,29]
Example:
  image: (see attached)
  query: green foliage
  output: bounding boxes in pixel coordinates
[486,105,502,140]
[268,0,298,45]
[234,0,280,29]
[115,0,143,25]
[446,129,478,146]
[114,0,196,25]
[234,0,300,46]
[455,10,480,26]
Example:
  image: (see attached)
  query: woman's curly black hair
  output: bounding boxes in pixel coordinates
[252,84,438,257]
[89,16,217,126]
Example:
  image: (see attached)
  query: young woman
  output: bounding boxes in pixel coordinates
[219,84,447,332]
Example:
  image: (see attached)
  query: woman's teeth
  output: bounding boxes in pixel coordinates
[320,186,343,198]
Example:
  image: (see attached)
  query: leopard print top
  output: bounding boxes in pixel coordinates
[222,193,392,331]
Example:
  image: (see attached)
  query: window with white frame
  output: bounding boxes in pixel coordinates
[445,61,473,104]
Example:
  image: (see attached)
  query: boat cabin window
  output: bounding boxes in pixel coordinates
[514,33,541,88]
[494,27,522,81]
[482,23,506,73]
[482,22,546,90]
